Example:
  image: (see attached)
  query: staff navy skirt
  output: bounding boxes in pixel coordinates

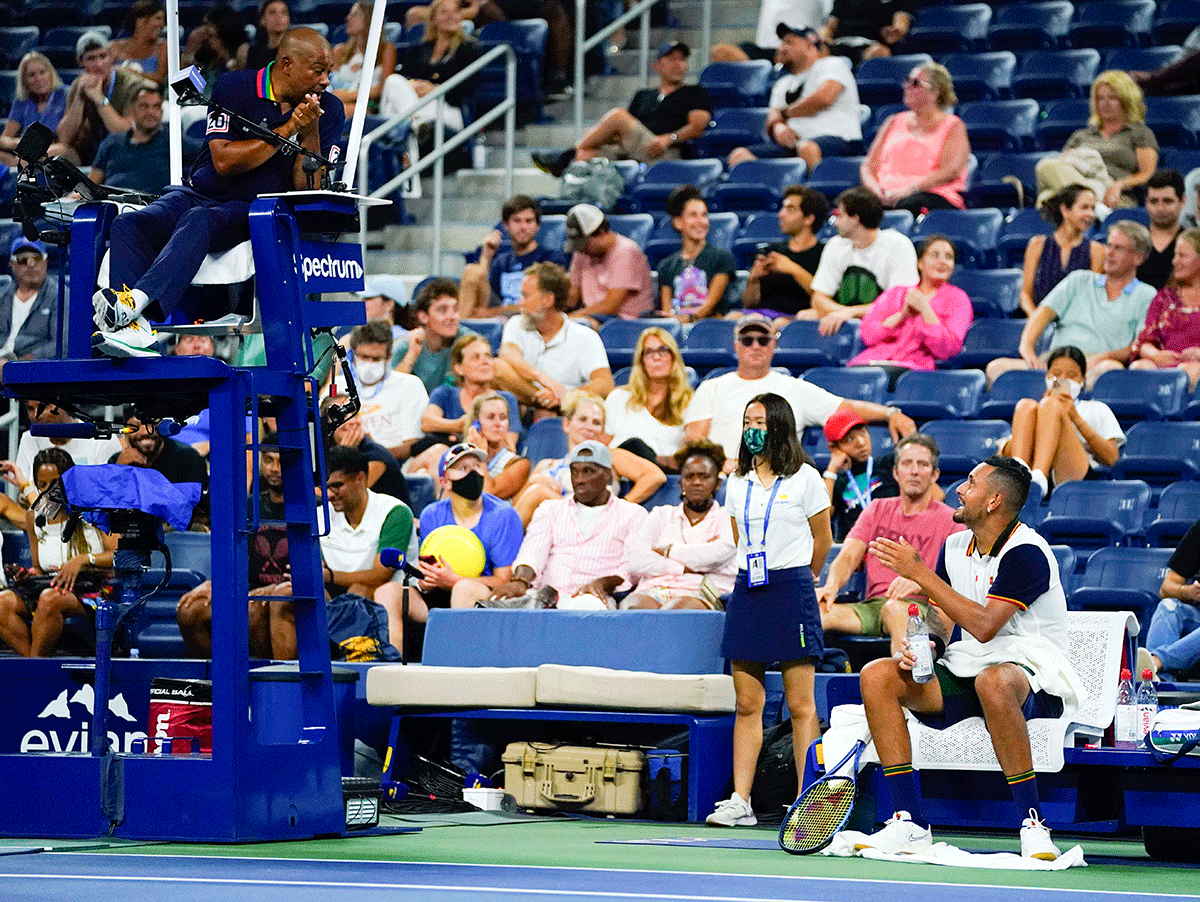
[720,566,823,664]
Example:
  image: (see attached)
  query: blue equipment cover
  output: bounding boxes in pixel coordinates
[61,464,201,533]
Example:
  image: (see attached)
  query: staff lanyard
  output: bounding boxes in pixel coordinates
[846,457,873,510]
[743,475,783,550]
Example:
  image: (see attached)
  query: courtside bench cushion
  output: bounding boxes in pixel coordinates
[535,664,736,713]
[365,665,537,708]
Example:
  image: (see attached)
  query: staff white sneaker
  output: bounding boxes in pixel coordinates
[705,792,757,827]
[1020,810,1062,860]
[854,811,933,854]
[92,315,161,358]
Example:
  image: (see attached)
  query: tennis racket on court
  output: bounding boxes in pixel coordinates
[778,739,866,854]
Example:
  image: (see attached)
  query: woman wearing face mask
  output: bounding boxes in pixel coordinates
[1003,345,1124,497]
[706,393,832,828]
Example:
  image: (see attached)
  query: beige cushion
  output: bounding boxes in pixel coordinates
[535,664,736,713]
[365,665,537,708]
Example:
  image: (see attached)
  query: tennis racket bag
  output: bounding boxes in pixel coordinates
[502,743,646,815]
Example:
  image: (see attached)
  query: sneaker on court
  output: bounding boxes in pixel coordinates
[1020,810,1062,861]
[854,811,933,854]
[705,792,757,827]
[92,316,160,358]
[93,286,142,330]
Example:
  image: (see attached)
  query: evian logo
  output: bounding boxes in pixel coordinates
[21,684,146,754]
[300,254,363,281]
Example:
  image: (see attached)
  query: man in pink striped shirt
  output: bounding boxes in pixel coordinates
[485,440,648,609]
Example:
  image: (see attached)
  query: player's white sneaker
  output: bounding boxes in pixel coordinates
[705,792,757,827]
[92,315,160,358]
[93,285,146,330]
[854,811,933,854]
[1020,810,1062,860]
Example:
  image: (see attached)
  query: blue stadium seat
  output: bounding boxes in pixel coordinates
[32,45,76,70]
[958,99,1039,152]
[626,159,724,214]
[1090,369,1190,425]
[942,319,1026,369]
[163,531,212,579]
[910,209,1004,270]
[802,366,889,404]
[522,417,567,464]
[854,54,933,107]
[644,212,738,270]
[998,208,1054,267]
[921,419,1010,480]
[0,26,39,68]
[42,25,111,49]
[641,474,681,510]
[949,267,1023,318]
[987,2,1074,51]
[976,369,1048,420]
[599,318,682,368]
[969,153,1050,209]
[680,318,737,370]
[818,544,866,603]
[461,318,504,353]
[880,209,915,236]
[805,156,864,202]
[1068,0,1155,48]
[773,320,858,370]
[404,474,436,517]
[1153,0,1200,47]
[1144,96,1200,149]
[1146,481,1200,548]
[892,369,987,420]
[709,159,808,213]
[0,70,17,117]
[731,211,785,269]
[475,19,548,126]
[1161,149,1200,177]
[127,568,209,658]
[1013,50,1100,101]
[1050,544,1078,595]
[606,213,655,247]
[1105,46,1185,73]
[1070,547,1174,642]
[698,107,769,159]
[902,4,992,54]
[942,52,1016,102]
[1034,98,1091,151]
[698,60,774,108]
[1037,480,1152,551]
[1109,421,1200,487]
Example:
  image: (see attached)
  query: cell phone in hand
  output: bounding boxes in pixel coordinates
[755,242,773,257]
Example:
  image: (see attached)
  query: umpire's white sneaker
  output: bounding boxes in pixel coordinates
[855,811,933,854]
[1020,810,1062,860]
[93,285,146,330]
[705,792,757,827]
[92,315,160,358]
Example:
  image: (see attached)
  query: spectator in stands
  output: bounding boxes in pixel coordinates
[354,274,407,354]
[809,186,920,336]
[497,261,614,409]
[823,0,914,64]
[861,456,1079,860]
[57,31,146,165]
[466,391,531,500]
[10,402,122,500]
[531,42,712,177]
[459,195,566,319]
[820,408,898,541]
[1020,184,1104,318]
[393,279,477,393]
[604,327,692,472]
[0,449,117,658]
[706,392,831,827]
[482,440,649,609]
[986,221,1156,389]
[0,52,70,169]
[1129,228,1200,390]
[711,0,830,62]
[321,398,412,504]
[565,203,655,323]
[1144,515,1200,680]
[740,184,828,322]
[1036,70,1159,213]
[346,319,428,463]
[1139,169,1186,291]
[512,389,665,525]
[88,84,169,193]
[330,2,397,117]
[0,237,59,377]
[846,234,972,383]
[379,442,523,648]
[684,313,917,467]
[818,432,961,656]
[1002,346,1124,498]
[624,439,736,610]
[111,0,168,86]
[240,0,291,71]
[860,62,970,216]
[658,186,737,322]
[727,24,861,172]
[182,4,250,91]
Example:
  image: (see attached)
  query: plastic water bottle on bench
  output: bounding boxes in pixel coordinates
[1137,668,1158,745]
[1114,668,1137,749]
[906,603,934,683]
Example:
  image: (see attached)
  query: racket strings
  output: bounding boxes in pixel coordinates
[779,777,855,851]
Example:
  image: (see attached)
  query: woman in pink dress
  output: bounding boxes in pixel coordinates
[1130,228,1200,389]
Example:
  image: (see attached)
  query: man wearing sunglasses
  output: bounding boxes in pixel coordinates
[683,312,916,470]
[0,237,57,374]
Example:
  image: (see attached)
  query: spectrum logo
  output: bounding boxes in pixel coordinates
[297,239,365,293]
[299,254,363,281]
[21,685,146,754]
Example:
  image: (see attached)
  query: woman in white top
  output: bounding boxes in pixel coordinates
[512,389,666,527]
[604,327,692,471]
[1003,345,1124,496]
[0,448,116,657]
[706,392,832,828]
[624,440,736,610]
[329,1,397,117]
[463,391,530,501]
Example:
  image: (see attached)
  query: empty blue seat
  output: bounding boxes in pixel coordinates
[942,52,1016,102]
[902,4,992,55]
[802,366,889,404]
[949,267,1023,318]
[474,20,549,126]
[698,60,774,108]
[680,318,737,369]
[461,318,504,353]
[1144,96,1200,150]
[523,417,567,464]
[0,26,39,68]
[880,209,915,236]
[1068,0,1155,48]
[0,70,18,117]
[958,99,1039,152]
[731,211,785,269]
[1013,50,1100,101]
[969,153,1050,209]
[1070,547,1174,642]
[998,208,1055,267]
[1034,98,1091,151]
[943,319,1027,369]
[1105,46,1185,73]
[987,2,1074,51]
[1153,0,1200,47]
[698,107,770,159]
[806,156,864,202]
[404,474,436,518]
[626,159,725,214]
[640,474,681,510]
[606,213,655,247]
[599,318,682,368]
[1050,544,1078,595]
[977,369,1048,420]
[910,209,1004,270]
[1109,421,1200,487]
[1091,369,1190,425]
[855,54,933,107]
[709,159,808,213]
[1146,481,1200,548]
[818,543,866,603]
[773,320,858,370]
[163,531,212,578]
[1037,480,1152,551]
[892,369,987,420]
[920,419,1010,479]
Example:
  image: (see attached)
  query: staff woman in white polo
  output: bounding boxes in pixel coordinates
[706,392,832,826]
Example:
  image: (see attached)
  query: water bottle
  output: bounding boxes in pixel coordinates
[1114,668,1137,749]
[906,603,933,683]
[1136,668,1158,744]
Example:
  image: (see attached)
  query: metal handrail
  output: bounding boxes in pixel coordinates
[0,400,18,500]
[357,42,516,268]
[573,0,713,139]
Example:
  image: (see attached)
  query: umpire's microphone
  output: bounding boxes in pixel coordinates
[380,548,424,582]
